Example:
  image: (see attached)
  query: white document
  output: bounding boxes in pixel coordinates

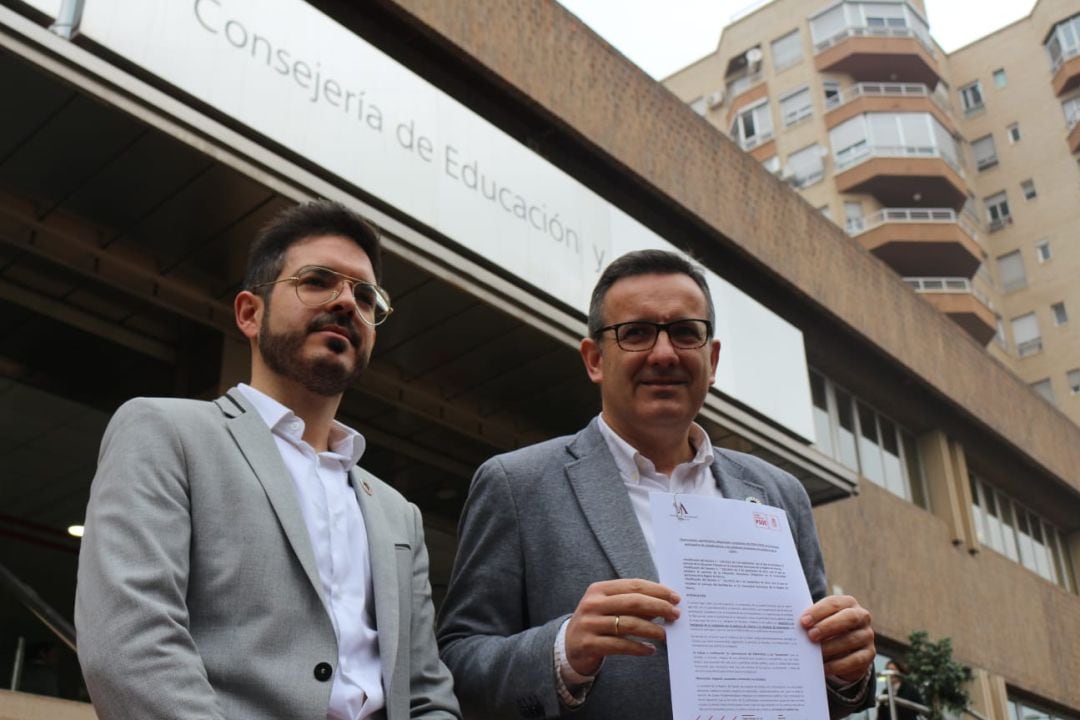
[649,493,828,720]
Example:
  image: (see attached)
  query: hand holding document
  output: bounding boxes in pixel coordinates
[650,493,828,720]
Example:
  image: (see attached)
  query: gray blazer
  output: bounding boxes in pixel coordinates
[437,419,868,720]
[76,390,459,720]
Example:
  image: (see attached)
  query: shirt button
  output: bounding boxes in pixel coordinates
[314,662,333,682]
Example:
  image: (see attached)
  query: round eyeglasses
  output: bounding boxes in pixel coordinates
[596,319,712,352]
[252,265,393,326]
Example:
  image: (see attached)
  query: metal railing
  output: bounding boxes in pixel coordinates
[830,82,949,113]
[877,669,989,720]
[739,130,774,151]
[1,561,77,694]
[1050,43,1080,75]
[903,276,994,310]
[726,70,764,99]
[849,208,979,243]
[834,143,963,176]
[1066,103,1080,132]
[814,24,935,58]
[1017,337,1044,357]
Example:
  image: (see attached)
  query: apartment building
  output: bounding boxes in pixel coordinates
[666,0,1080,429]
[0,2,1077,719]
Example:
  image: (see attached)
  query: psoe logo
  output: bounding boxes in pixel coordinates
[752,511,781,531]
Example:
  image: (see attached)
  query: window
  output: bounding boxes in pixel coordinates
[993,68,1007,88]
[985,191,1011,230]
[809,370,927,508]
[1036,239,1052,263]
[971,476,1076,592]
[771,29,803,72]
[729,100,773,150]
[960,81,984,114]
[972,134,998,171]
[1021,179,1037,199]
[823,80,841,108]
[1045,13,1080,72]
[779,86,813,126]
[1052,301,1069,326]
[996,250,1026,291]
[828,112,960,169]
[1068,368,1080,394]
[1011,312,1042,357]
[1007,122,1021,143]
[762,155,781,173]
[1031,379,1055,404]
[787,144,824,187]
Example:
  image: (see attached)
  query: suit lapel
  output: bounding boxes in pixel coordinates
[565,422,657,582]
[215,391,326,605]
[710,450,769,505]
[352,467,399,696]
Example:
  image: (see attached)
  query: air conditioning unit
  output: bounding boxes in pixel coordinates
[706,89,725,108]
[779,166,796,182]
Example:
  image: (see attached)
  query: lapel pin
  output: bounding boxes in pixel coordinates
[362,481,373,496]
[745,495,761,504]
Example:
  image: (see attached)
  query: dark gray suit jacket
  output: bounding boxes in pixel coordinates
[76,390,459,720]
[437,419,869,720]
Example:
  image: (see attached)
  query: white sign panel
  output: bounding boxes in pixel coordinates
[73,0,815,441]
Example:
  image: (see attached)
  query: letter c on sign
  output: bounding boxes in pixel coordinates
[194,0,221,34]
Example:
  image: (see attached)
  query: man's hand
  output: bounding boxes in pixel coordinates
[564,579,681,676]
[800,595,875,683]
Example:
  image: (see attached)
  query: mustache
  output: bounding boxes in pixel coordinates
[308,313,361,347]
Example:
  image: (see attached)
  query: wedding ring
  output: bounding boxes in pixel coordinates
[613,615,621,636]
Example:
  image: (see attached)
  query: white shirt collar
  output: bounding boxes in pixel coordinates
[596,413,713,484]
[236,383,366,467]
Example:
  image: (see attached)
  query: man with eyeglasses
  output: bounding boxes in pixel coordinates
[76,200,460,720]
[437,249,874,720]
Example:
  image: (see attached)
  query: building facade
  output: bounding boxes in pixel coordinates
[0,1,1077,720]
[666,0,1080,428]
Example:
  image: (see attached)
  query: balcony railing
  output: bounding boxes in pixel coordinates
[813,24,935,58]
[903,276,994,310]
[834,143,964,176]
[848,207,980,244]
[1067,103,1080,132]
[830,82,949,113]
[739,130,774,151]
[1017,337,1044,357]
[726,70,764,99]
[1050,44,1080,75]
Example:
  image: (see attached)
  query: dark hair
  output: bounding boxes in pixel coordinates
[243,200,382,298]
[587,249,715,336]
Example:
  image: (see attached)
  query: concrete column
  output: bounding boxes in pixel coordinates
[917,430,972,548]
[966,668,1010,720]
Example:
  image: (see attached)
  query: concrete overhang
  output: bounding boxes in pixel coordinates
[814,36,940,87]
[834,157,968,210]
[920,292,996,346]
[1052,54,1080,96]
[858,222,982,277]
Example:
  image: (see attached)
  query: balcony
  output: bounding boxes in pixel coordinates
[1051,47,1080,96]
[849,208,983,277]
[903,277,996,345]
[825,83,955,134]
[1068,105,1080,154]
[813,27,940,87]
[833,145,968,210]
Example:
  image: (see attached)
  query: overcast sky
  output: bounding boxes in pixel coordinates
[557,0,1037,79]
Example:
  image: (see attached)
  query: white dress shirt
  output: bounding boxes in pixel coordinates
[555,414,720,705]
[238,384,384,720]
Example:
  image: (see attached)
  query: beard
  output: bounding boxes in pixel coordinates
[258,307,369,397]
